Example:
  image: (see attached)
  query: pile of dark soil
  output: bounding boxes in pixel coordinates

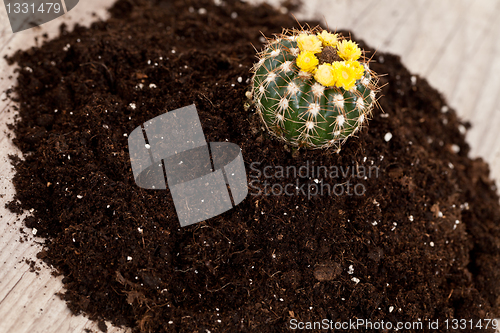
[5,0,500,332]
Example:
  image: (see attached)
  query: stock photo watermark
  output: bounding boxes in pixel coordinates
[128,104,248,227]
[289,318,499,331]
[3,0,80,33]
[248,160,380,199]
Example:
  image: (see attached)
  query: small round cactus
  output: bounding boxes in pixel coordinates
[250,27,379,151]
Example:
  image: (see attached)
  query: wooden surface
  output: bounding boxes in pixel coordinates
[1,0,500,332]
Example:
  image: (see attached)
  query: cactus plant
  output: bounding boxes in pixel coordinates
[249,27,379,151]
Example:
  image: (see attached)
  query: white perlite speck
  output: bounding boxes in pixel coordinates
[348,265,354,274]
[384,132,393,142]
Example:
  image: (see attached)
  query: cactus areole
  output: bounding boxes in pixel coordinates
[250,27,380,150]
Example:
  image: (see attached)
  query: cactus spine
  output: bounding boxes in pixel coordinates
[250,27,379,151]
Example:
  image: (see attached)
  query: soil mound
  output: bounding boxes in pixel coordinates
[6,0,500,332]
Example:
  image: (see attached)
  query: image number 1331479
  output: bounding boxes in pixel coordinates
[3,0,80,33]
[5,2,62,14]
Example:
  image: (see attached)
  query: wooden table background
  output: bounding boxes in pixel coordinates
[1,0,499,332]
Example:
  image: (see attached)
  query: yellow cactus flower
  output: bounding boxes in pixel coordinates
[317,30,338,47]
[297,33,323,53]
[296,51,319,73]
[314,63,336,87]
[346,60,365,80]
[337,40,362,61]
[331,61,357,91]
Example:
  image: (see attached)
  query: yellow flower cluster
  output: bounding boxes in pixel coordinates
[297,33,323,53]
[313,61,365,90]
[295,30,365,90]
[296,51,319,73]
[314,64,335,86]
[317,30,338,47]
[337,40,362,61]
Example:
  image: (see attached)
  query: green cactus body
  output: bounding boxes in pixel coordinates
[250,29,378,151]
